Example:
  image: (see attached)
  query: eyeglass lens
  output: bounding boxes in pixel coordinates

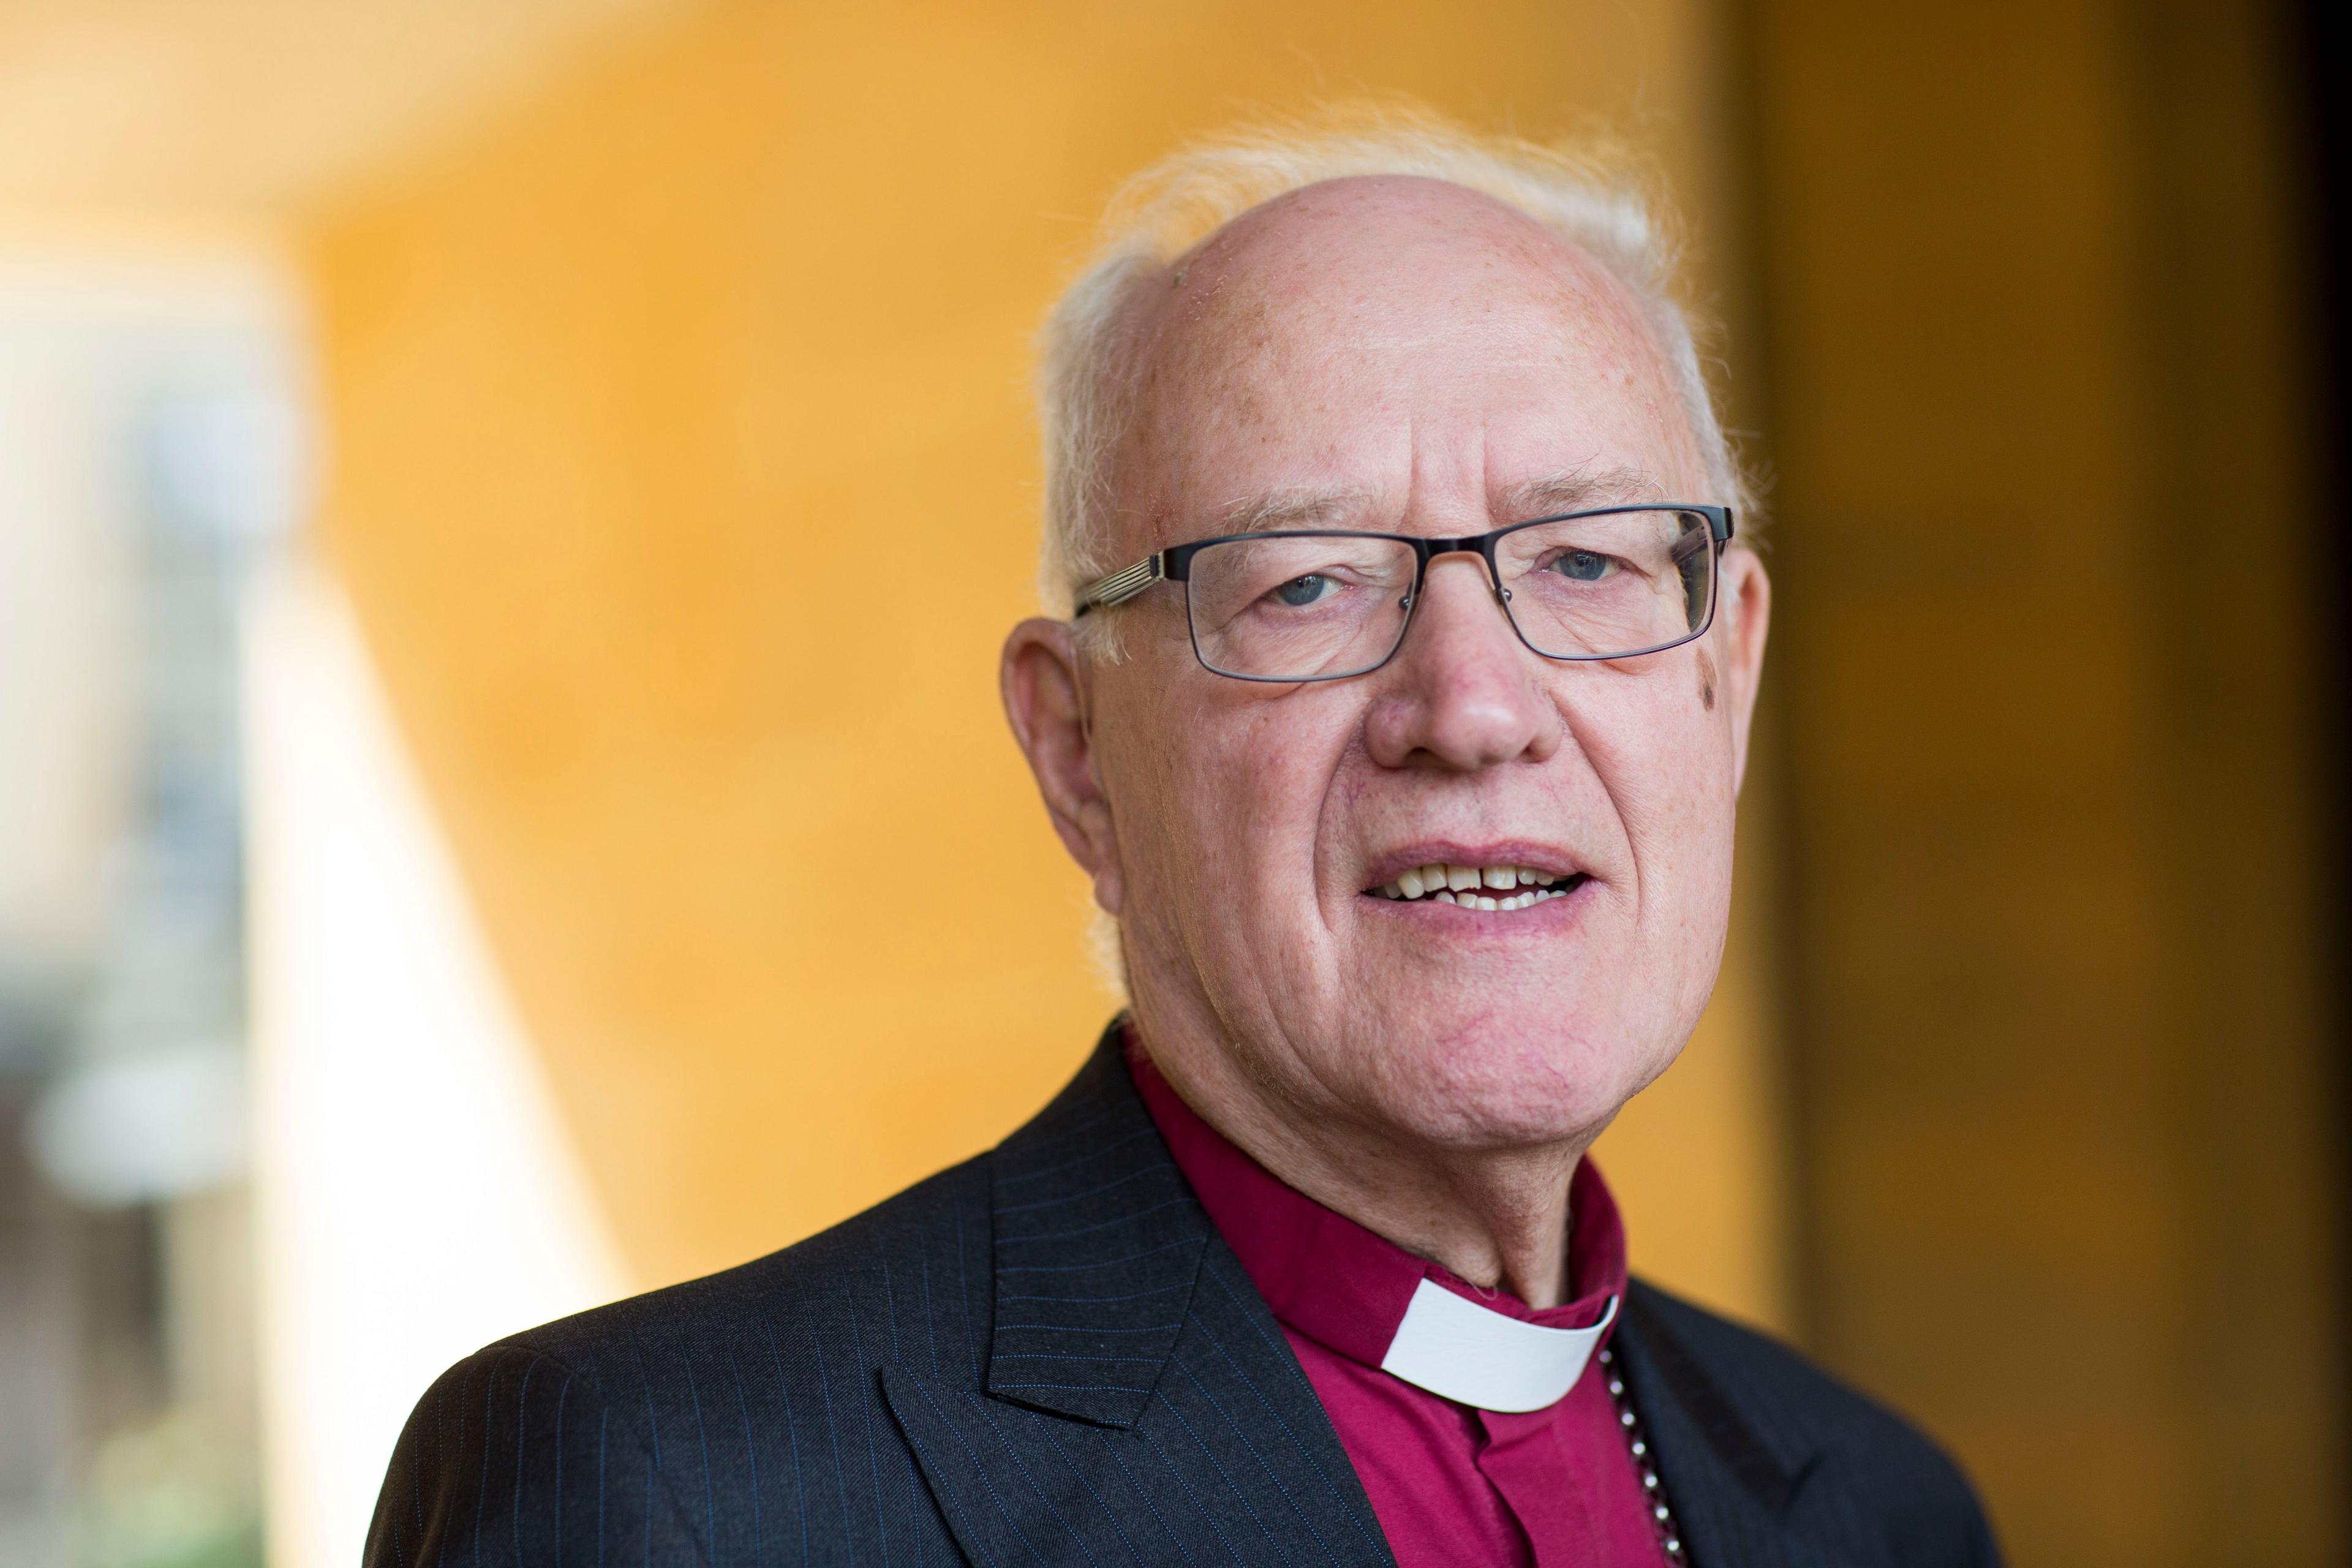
[1183,509,1716,680]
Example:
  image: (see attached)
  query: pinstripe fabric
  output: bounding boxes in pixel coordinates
[368,1022,1998,1567]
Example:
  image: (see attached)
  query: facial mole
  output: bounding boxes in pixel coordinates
[1698,649,1717,711]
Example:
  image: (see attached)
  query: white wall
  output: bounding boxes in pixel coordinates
[245,560,626,1568]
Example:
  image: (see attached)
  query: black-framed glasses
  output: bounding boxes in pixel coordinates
[1073,504,1735,683]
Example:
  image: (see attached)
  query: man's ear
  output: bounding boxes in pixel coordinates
[1001,617,1124,916]
[1717,548,1773,796]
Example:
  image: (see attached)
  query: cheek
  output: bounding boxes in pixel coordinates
[1150,694,1352,901]
[1574,666,1739,870]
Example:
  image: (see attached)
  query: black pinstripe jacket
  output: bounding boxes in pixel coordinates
[368,1025,1999,1567]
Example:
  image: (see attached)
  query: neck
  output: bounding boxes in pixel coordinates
[1135,1022,1596,1310]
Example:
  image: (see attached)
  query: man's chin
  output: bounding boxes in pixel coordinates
[1335,1020,1656,1153]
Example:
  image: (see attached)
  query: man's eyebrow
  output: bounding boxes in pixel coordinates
[1499,466,1668,519]
[1188,466,1665,543]
[1205,485,1374,536]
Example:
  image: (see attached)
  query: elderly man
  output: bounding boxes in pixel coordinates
[372,119,1997,1567]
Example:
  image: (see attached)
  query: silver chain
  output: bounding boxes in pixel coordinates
[1595,1344,1685,1562]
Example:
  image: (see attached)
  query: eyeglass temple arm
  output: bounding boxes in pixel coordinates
[1072,553,1166,617]
[1673,514,1732,562]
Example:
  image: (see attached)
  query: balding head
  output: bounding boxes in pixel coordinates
[1036,118,1746,622]
[1099,175,1707,578]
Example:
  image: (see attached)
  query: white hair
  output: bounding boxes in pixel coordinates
[1036,108,1753,625]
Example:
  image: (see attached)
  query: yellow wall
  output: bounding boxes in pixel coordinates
[306,0,1788,1327]
[1743,2,2342,1561]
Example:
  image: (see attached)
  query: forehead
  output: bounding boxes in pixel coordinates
[1114,175,1697,536]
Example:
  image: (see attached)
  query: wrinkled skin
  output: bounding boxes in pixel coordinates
[1003,175,1771,1305]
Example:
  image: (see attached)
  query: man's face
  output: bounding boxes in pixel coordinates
[1016,175,1770,1153]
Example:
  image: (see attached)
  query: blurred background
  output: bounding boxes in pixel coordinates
[0,1,2343,1565]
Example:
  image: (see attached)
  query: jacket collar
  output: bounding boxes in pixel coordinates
[1613,1285,1823,1567]
[984,1019,1211,1427]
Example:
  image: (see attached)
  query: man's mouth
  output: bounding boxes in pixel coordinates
[1364,862,1591,913]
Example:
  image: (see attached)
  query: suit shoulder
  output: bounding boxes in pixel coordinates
[1628,1280,1997,1558]
[1630,1278,1934,1444]
[372,1157,992,1563]
[493,1152,993,1369]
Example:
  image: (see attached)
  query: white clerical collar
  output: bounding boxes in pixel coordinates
[1378,1278,1619,1412]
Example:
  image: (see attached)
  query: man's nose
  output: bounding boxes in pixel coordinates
[1362,553,1565,771]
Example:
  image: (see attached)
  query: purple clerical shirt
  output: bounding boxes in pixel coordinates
[1128,1042,1668,1568]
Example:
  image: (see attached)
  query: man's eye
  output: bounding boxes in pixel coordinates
[1550,550,1616,582]
[1272,574,1335,606]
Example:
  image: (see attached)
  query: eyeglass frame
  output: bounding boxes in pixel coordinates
[1071,502,1737,684]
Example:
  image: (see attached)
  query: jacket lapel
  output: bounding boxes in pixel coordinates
[1613,1286,1821,1568]
[883,1023,1394,1568]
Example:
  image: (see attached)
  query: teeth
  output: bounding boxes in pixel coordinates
[1375,864,1582,909]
